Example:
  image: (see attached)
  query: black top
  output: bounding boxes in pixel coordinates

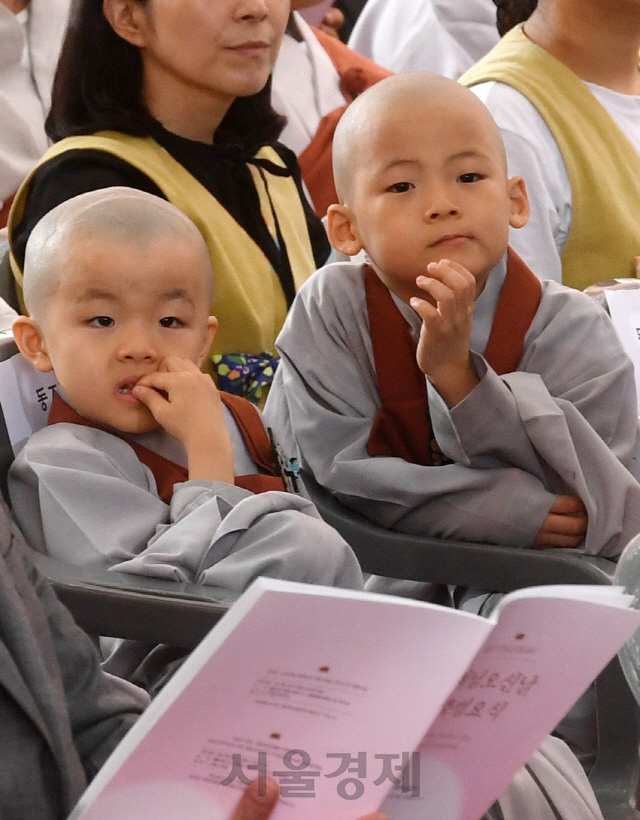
[11,120,330,281]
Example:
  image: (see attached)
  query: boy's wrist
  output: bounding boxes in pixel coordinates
[187,443,235,484]
[183,425,235,484]
[427,359,479,409]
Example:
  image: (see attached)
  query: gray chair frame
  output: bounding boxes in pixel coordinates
[29,551,232,649]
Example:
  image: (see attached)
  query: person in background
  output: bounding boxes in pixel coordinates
[0,0,70,227]
[8,0,327,405]
[460,0,640,289]
[272,0,390,216]
[348,0,499,79]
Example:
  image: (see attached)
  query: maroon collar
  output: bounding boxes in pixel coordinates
[365,250,542,466]
[48,392,286,502]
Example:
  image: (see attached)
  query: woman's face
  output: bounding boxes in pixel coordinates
[112,0,290,117]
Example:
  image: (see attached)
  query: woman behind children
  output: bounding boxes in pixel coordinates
[460,0,640,289]
[7,0,328,404]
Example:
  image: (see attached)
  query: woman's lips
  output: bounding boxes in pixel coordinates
[230,41,270,57]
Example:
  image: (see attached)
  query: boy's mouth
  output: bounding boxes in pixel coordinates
[430,234,471,248]
[117,377,142,395]
[117,380,169,400]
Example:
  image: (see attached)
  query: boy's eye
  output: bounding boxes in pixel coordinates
[459,173,483,183]
[160,316,183,328]
[386,181,415,194]
[89,316,114,328]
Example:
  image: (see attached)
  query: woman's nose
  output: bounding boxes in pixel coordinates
[236,0,269,22]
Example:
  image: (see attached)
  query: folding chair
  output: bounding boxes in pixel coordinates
[0,333,230,649]
[301,469,640,820]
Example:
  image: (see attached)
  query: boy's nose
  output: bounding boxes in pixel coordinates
[117,330,158,362]
[427,205,460,220]
[425,187,460,221]
[426,200,460,221]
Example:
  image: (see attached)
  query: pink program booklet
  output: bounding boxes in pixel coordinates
[68,578,640,820]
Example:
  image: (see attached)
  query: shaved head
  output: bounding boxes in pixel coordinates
[332,73,508,204]
[23,187,213,322]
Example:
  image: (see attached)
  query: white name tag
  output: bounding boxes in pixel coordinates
[605,288,640,403]
[0,347,58,455]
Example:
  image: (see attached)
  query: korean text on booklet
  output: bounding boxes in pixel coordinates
[68,578,640,820]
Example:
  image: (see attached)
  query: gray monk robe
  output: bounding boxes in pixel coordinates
[8,393,362,591]
[265,253,640,557]
[0,502,146,819]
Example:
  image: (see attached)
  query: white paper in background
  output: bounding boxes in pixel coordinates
[298,0,334,26]
[0,349,58,455]
[604,289,640,404]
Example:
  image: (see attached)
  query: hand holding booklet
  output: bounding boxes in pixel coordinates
[69,578,640,820]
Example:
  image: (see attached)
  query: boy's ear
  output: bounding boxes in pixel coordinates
[196,316,218,368]
[12,317,54,373]
[507,175,530,230]
[102,0,147,47]
[327,204,364,257]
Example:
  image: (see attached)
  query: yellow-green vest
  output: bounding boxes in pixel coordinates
[9,132,316,377]
[460,25,640,291]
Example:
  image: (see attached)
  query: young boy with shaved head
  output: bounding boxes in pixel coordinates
[265,72,640,562]
[7,187,363,681]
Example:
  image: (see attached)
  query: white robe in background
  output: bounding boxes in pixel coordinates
[348,0,499,79]
[471,80,640,283]
[265,258,640,559]
[0,0,70,205]
[271,11,346,158]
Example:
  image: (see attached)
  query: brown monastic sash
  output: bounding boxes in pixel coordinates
[48,392,286,503]
[366,250,542,466]
[297,28,392,216]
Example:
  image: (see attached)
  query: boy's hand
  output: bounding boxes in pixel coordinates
[410,259,479,408]
[532,495,588,549]
[132,357,235,484]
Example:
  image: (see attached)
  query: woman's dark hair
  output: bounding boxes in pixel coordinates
[493,0,538,36]
[46,0,286,149]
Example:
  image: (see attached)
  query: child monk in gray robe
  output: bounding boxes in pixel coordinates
[265,73,640,560]
[7,188,363,683]
[264,72,640,801]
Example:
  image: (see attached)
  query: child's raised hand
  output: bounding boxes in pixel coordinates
[532,495,588,549]
[132,357,235,484]
[410,258,479,408]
